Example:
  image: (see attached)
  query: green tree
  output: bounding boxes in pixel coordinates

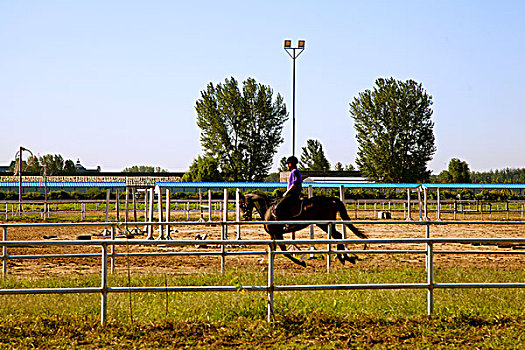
[437,170,453,183]
[334,162,356,171]
[122,166,167,173]
[181,155,222,182]
[37,154,77,175]
[25,155,41,173]
[350,77,436,182]
[195,76,288,181]
[278,157,288,172]
[63,159,76,174]
[345,164,356,171]
[299,139,330,171]
[471,168,525,184]
[40,154,65,175]
[13,154,78,175]
[447,158,471,183]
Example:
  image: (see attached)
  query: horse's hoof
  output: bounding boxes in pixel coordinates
[346,255,358,264]
[337,255,346,265]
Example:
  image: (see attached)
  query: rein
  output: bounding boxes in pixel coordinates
[252,196,269,220]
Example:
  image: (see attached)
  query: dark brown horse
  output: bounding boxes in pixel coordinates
[239,192,367,267]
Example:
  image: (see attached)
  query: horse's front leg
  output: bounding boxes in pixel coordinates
[270,231,306,267]
[267,224,307,267]
[277,242,306,267]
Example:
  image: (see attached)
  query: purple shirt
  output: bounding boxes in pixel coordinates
[287,168,302,196]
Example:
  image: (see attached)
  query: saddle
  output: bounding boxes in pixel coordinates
[272,196,305,219]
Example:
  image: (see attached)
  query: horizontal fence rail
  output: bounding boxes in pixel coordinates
[1,220,525,325]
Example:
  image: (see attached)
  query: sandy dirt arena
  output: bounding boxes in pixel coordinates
[2,215,525,278]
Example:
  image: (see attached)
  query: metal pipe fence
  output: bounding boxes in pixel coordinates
[1,220,525,325]
[0,198,229,221]
[5,197,525,222]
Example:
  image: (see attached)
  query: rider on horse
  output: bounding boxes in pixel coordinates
[275,156,302,219]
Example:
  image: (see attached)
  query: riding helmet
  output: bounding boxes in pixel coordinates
[286,156,299,165]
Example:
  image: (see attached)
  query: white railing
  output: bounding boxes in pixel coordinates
[2,220,525,325]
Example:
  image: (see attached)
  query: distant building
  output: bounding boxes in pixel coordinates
[303,176,373,184]
[279,170,371,183]
[75,159,101,174]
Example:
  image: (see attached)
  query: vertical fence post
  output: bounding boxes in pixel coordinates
[309,185,315,253]
[199,189,203,220]
[418,188,423,220]
[223,189,228,240]
[267,244,275,323]
[221,188,229,273]
[147,189,154,240]
[436,188,441,221]
[125,187,129,232]
[166,189,171,239]
[327,223,332,273]
[110,225,116,274]
[426,235,434,316]
[208,190,212,222]
[2,226,7,277]
[157,187,164,240]
[143,189,148,233]
[339,185,346,238]
[235,188,241,240]
[116,188,120,222]
[132,187,139,234]
[423,187,428,220]
[220,222,226,274]
[104,189,110,235]
[101,243,108,327]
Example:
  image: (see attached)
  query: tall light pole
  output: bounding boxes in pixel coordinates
[283,39,305,157]
[15,146,33,215]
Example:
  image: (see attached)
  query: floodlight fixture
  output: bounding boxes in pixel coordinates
[282,39,306,157]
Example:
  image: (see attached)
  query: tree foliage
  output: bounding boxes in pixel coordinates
[299,139,330,171]
[448,158,471,183]
[350,78,436,182]
[181,155,222,182]
[436,170,452,183]
[122,166,167,173]
[436,158,472,183]
[471,168,525,184]
[278,157,288,172]
[11,154,77,175]
[195,77,288,181]
[25,155,41,173]
[334,162,355,172]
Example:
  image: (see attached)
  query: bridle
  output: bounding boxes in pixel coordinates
[240,194,269,221]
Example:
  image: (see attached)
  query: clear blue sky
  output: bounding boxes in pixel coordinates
[2,1,524,174]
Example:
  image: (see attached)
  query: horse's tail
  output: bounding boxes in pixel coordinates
[336,199,368,239]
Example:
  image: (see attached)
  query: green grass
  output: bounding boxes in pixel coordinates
[1,266,524,348]
[1,266,523,321]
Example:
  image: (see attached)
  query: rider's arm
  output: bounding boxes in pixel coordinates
[283,183,298,197]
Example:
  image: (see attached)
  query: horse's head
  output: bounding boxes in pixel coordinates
[239,192,269,221]
[239,193,254,221]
